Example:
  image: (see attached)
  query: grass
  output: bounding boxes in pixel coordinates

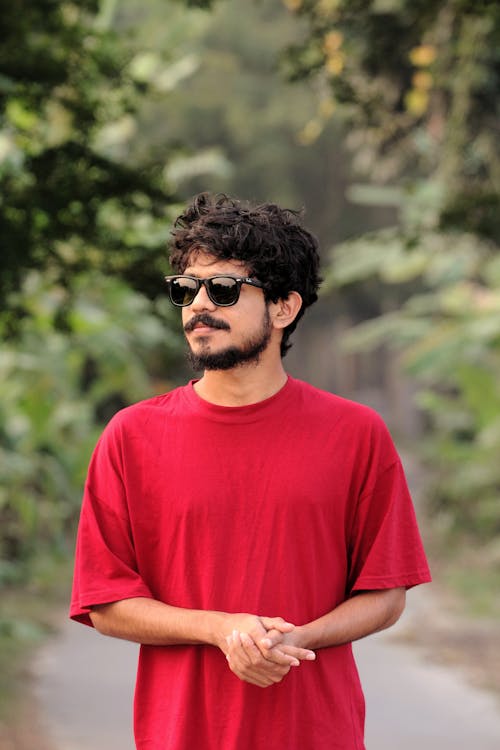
[422,508,500,616]
[438,555,500,619]
[0,556,73,724]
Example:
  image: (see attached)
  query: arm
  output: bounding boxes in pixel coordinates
[89,596,293,650]
[226,588,405,684]
[90,597,315,687]
[263,587,407,652]
[90,597,231,647]
[89,597,315,687]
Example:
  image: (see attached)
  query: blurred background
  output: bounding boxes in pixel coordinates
[1,0,499,745]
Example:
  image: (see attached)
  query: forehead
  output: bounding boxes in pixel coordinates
[184,250,249,277]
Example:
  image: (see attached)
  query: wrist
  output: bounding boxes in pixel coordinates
[204,610,230,650]
[293,623,315,650]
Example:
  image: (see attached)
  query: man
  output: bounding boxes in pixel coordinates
[70,193,431,750]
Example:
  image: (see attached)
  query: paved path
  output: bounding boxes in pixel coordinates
[34,592,500,750]
[35,621,137,750]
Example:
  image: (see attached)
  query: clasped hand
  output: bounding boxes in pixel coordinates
[222,615,315,688]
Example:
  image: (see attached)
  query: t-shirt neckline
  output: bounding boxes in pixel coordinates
[182,375,296,423]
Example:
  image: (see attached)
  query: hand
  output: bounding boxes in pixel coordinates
[225,621,316,688]
[225,630,294,687]
[258,627,316,666]
[216,613,294,654]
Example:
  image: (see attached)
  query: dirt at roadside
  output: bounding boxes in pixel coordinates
[5,557,500,749]
[0,692,54,750]
[6,623,500,750]
[424,618,500,697]
[400,454,500,704]
[394,580,500,701]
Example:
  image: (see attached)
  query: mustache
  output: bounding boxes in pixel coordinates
[183,313,231,333]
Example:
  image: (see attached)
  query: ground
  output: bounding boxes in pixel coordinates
[0,684,53,750]
[3,575,499,750]
[402,574,500,699]
[2,523,500,748]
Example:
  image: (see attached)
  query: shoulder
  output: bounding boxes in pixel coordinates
[290,378,397,464]
[291,377,386,429]
[99,385,188,439]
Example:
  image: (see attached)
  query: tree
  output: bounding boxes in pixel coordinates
[0,0,194,585]
[282,0,499,241]
[0,0,180,324]
[282,0,500,543]
[115,0,380,248]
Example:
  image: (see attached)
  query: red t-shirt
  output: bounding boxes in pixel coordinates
[70,376,431,750]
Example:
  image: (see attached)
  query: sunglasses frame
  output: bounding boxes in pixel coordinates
[164,275,265,307]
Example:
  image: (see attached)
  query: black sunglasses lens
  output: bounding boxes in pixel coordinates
[167,276,242,306]
[207,277,239,306]
[170,278,198,306]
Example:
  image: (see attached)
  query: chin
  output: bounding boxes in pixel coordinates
[187,344,266,372]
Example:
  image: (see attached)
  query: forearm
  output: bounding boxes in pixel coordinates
[89,597,297,659]
[296,587,406,651]
[89,597,228,649]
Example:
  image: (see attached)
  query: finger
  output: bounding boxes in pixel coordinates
[258,627,316,662]
[229,634,289,686]
[240,632,265,664]
[260,648,300,667]
[260,617,295,633]
[226,632,255,677]
[272,645,316,662]
[240,634,293,678]
[226,631,250,667]
[230,630,250,661]
[243,674,275,688]
[226,655,273,688]
[256,633,299,666]
[259,628,284,650]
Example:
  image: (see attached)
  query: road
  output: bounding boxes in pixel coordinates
[34,588,500,750]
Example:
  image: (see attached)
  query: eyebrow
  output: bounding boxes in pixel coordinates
[183,268,248,277]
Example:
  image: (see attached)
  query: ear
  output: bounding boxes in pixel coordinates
[270,291,303,330]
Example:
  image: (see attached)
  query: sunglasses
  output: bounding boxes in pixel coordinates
[164,275,264,307]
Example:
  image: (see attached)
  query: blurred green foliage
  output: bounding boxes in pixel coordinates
[288,1,500,542]
[0,271,182,585]
[0,0,181,324]
[1,0,498,622]
[0,0,198,591]
[326,223,500,540]
[283,0,499,228]
[116,0,372,245]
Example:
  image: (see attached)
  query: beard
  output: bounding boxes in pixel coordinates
[186,308,272,372]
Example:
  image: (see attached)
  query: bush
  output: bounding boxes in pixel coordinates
[0,271,182,585]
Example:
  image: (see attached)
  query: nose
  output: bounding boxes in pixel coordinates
[189,281,217,312]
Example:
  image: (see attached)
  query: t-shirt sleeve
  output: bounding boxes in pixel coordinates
[347,424,431,594]
[70,417,154,626]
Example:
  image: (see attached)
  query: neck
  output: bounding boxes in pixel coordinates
[193,358,288,407]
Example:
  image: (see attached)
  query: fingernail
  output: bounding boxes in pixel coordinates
[291,659,300,667]
[306,651,316,660]
[260,638,272,648]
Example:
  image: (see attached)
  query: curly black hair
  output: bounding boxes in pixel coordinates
[169,193,322,356]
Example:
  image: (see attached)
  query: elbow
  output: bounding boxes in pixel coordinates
[386,587,406,628]
[89,605,115,636]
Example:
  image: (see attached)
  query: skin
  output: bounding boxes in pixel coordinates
[89,250,407,688]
